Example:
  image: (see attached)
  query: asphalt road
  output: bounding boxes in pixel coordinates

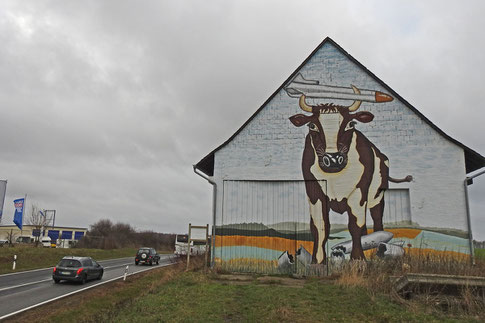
[0,254,177,319]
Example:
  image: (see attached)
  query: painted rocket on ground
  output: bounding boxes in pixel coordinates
[330,231,406,259]
[331,231,394,255]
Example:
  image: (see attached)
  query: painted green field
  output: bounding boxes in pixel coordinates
[0,246,138,274]
[13,263,483,323]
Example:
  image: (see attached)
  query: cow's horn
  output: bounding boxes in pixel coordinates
[299,95,312,112]
[347,85,362,112]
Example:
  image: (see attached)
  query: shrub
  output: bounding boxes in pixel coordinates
[76,219,175,250]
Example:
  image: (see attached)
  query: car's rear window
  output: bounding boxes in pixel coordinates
[137,249,150,254]
[58,259,81,268]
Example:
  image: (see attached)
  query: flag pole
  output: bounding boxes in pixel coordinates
[21,194,27,238]
[0,180,7,225]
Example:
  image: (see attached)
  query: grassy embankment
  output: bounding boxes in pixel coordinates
[9,257,485,323]
[5,251,485,322]
[475,248,485,260]
[0,246,138,274]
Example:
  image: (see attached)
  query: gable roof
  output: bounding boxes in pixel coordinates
[195,37,485,176]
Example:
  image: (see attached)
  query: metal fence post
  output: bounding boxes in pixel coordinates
[205,224,209,271]
[186,223,192,271]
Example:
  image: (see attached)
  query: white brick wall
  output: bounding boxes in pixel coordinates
[212,42,468,232]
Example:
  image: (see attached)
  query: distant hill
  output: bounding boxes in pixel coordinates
[267,222,309,232]
[215,221,468,240]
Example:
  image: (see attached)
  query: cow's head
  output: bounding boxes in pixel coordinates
[289,88,374,173]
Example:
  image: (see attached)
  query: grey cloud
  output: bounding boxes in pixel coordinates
[0,0,484,239]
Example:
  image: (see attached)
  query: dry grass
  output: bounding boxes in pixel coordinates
[213,257,278,274]
[7,253,485,322]
[336,260,369,288]
[334,253,485,317]
[273,306,296,321]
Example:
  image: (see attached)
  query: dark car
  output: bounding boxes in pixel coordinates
[135,247,160,265]
[52,256,103,284]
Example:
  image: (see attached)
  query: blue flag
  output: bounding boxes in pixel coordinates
[13,198,25,230]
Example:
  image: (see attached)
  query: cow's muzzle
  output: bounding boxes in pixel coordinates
[320,152,347,172]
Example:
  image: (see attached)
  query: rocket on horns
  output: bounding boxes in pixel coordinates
[285,73,393,103]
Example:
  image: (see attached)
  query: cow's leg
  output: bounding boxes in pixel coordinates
[309,198,329,264]
[309,217,319,263]
[369,197,385,232]
[348,215,365,260]
[347,191,366,260]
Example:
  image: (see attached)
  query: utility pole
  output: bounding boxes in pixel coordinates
[464,170,485,265]
[43,210,57,245]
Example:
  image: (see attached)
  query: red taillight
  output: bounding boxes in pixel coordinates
[53,267,57,273]
[76,268,84,275]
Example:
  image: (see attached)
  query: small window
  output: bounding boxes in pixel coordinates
[82,258,93,267]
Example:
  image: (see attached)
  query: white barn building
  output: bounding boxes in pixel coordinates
[194,37,485,274]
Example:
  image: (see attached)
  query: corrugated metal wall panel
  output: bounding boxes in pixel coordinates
[217,183,412,274]
[219,180,317,274]
[383,189,411,225]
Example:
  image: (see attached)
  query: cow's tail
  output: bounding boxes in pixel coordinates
[389,175,413,183]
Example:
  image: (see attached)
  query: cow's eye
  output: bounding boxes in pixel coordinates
[308,123,318,132]
[345,121,356,131]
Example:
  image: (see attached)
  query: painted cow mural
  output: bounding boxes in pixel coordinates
[201,41,478,275]
[287,76,412,263]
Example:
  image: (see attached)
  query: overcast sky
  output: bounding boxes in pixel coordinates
[0,0,484,239]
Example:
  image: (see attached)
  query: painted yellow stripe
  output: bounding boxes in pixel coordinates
[215,228,420,252]
[368,228,421,239]
[215,235,314,253]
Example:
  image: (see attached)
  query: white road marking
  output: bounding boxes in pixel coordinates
[0,263,132,293]
[0,267,54,277]
[0,279,52,292]
[0,261,177,321]
[104,262,132,269]
[0,257,133,278]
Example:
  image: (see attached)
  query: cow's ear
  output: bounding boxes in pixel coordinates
[289,114,311,127]
[353,111,374,123]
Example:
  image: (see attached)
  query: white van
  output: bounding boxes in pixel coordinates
[16,236,34,244]
[41,236,52,248]
[174,234,210,256]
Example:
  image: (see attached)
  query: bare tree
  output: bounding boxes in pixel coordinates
[27,204,51,246]
[76,219,175,250]
[6,229,17,246]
